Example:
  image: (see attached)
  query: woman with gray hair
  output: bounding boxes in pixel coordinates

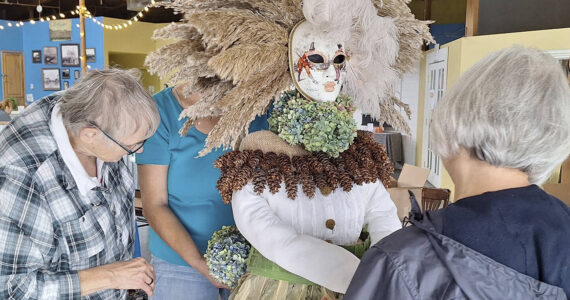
[0,69,160,299]
[345,46,570,299]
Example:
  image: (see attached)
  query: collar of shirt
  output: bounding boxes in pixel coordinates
[49,102,103,196]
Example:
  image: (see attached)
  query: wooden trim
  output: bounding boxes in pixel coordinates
[422,0,432,51]
[466,0,479,36]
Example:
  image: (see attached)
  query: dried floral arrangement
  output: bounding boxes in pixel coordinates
[145,0,433,155]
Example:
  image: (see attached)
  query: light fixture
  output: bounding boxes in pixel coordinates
[36,4,43,13]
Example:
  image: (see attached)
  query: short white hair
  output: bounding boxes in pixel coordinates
[59,69,160,140]
[431,46,570,184]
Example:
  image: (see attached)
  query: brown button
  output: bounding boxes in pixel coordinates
[321,186,332,196]
[325,219,335,230]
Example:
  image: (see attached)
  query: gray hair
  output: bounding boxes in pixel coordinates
[59,69,160,140]
[431,46,570,184]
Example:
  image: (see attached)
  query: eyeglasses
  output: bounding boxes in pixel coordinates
[88,121,145,155]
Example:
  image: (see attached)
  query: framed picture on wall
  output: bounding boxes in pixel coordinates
[32,50,41,63]
[42,68,61,91]
[43,46,58,65]
[62,68,70,79]
[74,70,80,79]
[86,48,96,63]
[61,44,80,67]
[63,81,69,90]
[49,19,72,41]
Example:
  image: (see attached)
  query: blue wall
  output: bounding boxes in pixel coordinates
[22,17,104,102]
[0,20,24,99]
[430,23,466,48]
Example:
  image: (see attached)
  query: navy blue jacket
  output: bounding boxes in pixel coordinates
[345,187,568,299]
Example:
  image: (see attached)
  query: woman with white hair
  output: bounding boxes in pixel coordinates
[345,46,570,299]
[0,69,160,299]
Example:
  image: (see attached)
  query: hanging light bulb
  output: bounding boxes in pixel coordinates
[59,13,65,18]
[36,4,43,13]
[144,6,149,12]
[0,25,4,30]
[30,20,36,24]
[40,17,45,22]
[7,22,12,27]
[51,15,56,20]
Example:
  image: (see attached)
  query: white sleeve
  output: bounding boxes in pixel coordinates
[232,184,360,293]
[364,181,402,245]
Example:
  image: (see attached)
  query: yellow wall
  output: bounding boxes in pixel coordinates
[103,17,165,65]
[102,17,168,92]
[108,53,161,95]
[416,28,570,201]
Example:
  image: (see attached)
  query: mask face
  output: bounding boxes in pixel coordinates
[289,21,347,102]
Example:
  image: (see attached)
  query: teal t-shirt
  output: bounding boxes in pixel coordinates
[136,87,269,266]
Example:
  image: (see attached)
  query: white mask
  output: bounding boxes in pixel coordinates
[289,21,347,102]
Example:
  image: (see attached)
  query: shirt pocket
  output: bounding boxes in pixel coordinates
[61,208,106,266]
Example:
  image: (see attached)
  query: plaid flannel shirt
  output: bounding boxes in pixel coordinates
[0,95,136,299]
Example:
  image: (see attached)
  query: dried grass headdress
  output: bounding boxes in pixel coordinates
[146,0,432,156]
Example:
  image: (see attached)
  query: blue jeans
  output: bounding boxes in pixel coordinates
[150,255,230,300]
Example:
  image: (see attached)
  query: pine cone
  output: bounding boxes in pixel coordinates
[252,168,266,194]
[248,150,264,168]
[284,172,298,199]
[266,167,282,194]
[232,151,248,168]
[278,153,293,174]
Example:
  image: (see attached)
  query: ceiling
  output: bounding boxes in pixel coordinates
[0,0,181,22]
[0,0,467,24]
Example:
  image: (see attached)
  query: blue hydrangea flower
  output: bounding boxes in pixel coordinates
[205,226,251,288]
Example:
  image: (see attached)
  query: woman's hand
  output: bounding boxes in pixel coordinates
[192,256,231,290]
[79,257,156,297]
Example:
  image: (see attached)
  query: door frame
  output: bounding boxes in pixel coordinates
[421,47,448,188]
[1,51,26,105]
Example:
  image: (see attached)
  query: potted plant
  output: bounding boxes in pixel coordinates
[3,98,18,111]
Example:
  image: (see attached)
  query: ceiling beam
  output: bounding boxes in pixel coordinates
[466,0,479,36]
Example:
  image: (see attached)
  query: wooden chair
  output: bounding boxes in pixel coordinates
[401,188,451,227]
[422,188,451,211]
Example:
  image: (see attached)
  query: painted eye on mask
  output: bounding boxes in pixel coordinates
[333,54,346,68]
[308,54,325,64]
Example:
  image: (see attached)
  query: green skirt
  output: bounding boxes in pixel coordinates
[229,237,371,300]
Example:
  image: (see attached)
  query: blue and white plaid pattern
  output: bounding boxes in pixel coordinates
[0,95,136,299]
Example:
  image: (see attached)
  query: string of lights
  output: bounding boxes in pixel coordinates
[0,0,159,31]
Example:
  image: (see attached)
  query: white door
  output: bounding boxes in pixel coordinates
[421,47,448,187]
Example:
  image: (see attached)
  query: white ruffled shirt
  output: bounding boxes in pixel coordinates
[232,180,401,293]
